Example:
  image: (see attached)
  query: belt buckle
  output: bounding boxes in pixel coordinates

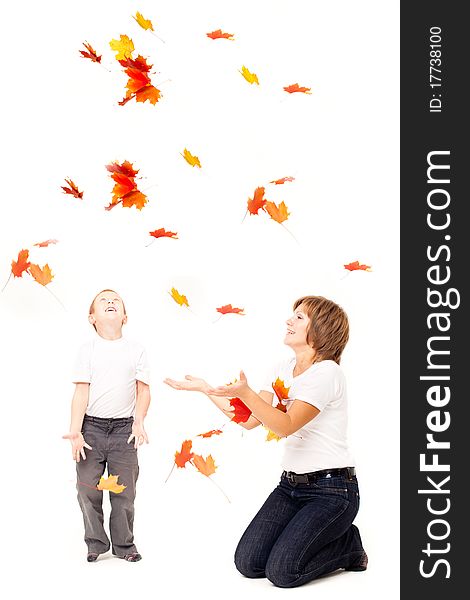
[286,471,296,485]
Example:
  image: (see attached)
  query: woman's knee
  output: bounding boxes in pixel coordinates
[234,542,266,578]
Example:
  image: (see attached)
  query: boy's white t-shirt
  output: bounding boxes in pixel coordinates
[72,335,150,418]
[261,358,355,474]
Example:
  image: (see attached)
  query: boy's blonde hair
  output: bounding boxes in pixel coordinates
[293,296,349,364]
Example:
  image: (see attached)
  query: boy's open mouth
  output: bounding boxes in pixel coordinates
[105,307,117,312]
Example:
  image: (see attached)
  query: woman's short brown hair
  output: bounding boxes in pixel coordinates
[293,296,349,364]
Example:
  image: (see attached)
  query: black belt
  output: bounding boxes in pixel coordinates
[282,467,356,485]
[84,415,133,424]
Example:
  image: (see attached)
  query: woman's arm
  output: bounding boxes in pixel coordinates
[208,371,320,437]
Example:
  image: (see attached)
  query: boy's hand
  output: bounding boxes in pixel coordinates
[62,432,92,462]
[128,421,149,449]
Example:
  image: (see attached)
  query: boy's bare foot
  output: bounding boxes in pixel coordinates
[87,553,99,562]
[119,552,142,562]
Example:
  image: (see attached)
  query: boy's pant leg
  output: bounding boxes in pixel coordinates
[76,430,110,554]
[107,421,139,556]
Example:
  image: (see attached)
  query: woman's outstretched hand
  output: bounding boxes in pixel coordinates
[164,375,210,394]
[207,370,250,398]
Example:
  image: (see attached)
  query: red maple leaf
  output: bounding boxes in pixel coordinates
[247,187,266,215]
[117,54,161,106]
[197,429,223,438]
[11,249,31,278]
[283,83,311,94]
[229,397,252,423]
[105,161,148,210]
[216,304,245,315]
[270,176,295,185]
[61,178,83,199]
[149,228,178,240]
[79,42,102,63]
[344,261,371,272]
[174,440,194,468]
[206,29,235,40]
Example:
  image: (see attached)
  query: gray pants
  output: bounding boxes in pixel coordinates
[76,415,139,556]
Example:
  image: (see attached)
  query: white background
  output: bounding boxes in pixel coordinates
[1,1,399,597]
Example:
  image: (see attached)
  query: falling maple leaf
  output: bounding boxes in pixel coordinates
[79,41,102,63]
[133,11,154,31]
[265,200,290,224]
[197,429,223,438]
[272,377,290,402]
[105,160,148,210]
[117,54,161,106]
[109,34,134,60]
[216,304,245,315]
[229,397,252,424]
[240,65,259,85]
[61,178,83,199]
[247,187,266,215]
[265,428,282,442]
[206,29,234,40]
[33,239,59,248]
[28,263,54,286]
[149,228,178,240]
[175,440,194,468]
[270,176,295,185]
[170,287,189,307]
[11,250,31,278]
[97,474,126,494]
[344,261,372,272]
[192,454,217,477]
[283,83,312,94]
[181,148,201,168]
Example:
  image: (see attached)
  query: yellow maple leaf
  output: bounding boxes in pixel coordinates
[181,148,201,168]
[265,427,282,442]
[170,287,189,307]
[97,474,127,494]
[109,35,135,60]
[239,65,259,85]
[29,263,54,286]
[133,11,154,31]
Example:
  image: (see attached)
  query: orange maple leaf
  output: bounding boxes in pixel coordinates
[270,176,295,185]
[11,250,31,278]
[79,41,102,63]
[61,178,83,199]
[33,239,59,248]
[344,261,371,272]
[117,54,161,106]
[181,148,201,168]
[216,304,245,315]
[197,429,223,438]
[175,440,194,468]
[149,228,178,239]
[265,200,290,224]
[170,287,189,307]
[28,263,54,286]
[247,187,266,215]
[192,454,217,477]
[121,190,148,210]
[229,397,252,424]
[283,83,312,94]
[272,377,290,402]
[206,29,234,40]
[106,160,139,178]
[97,474,126,494]
[105,161,148,210]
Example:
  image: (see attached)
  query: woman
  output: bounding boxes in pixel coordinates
[164,295,367,588]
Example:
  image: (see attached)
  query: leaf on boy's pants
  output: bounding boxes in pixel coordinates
[170,287,189,307]
[192,454,217,477]
[229,397,252,423]
[344,261,371,272]
[29,263,54,286]
[174,440,194,468]
[11,249,31,278]
[97,474,126,494]
[247,187,266,215]
[216,304,245,315]
[197,429,223,438]
[265,200,290,224]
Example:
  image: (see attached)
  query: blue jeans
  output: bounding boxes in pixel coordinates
[234,470,365,587]
[76,416,139,556]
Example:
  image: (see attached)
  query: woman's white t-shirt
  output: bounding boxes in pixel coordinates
[261,358,355,474]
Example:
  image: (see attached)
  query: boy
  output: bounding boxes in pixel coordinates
[63,289,151,562]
